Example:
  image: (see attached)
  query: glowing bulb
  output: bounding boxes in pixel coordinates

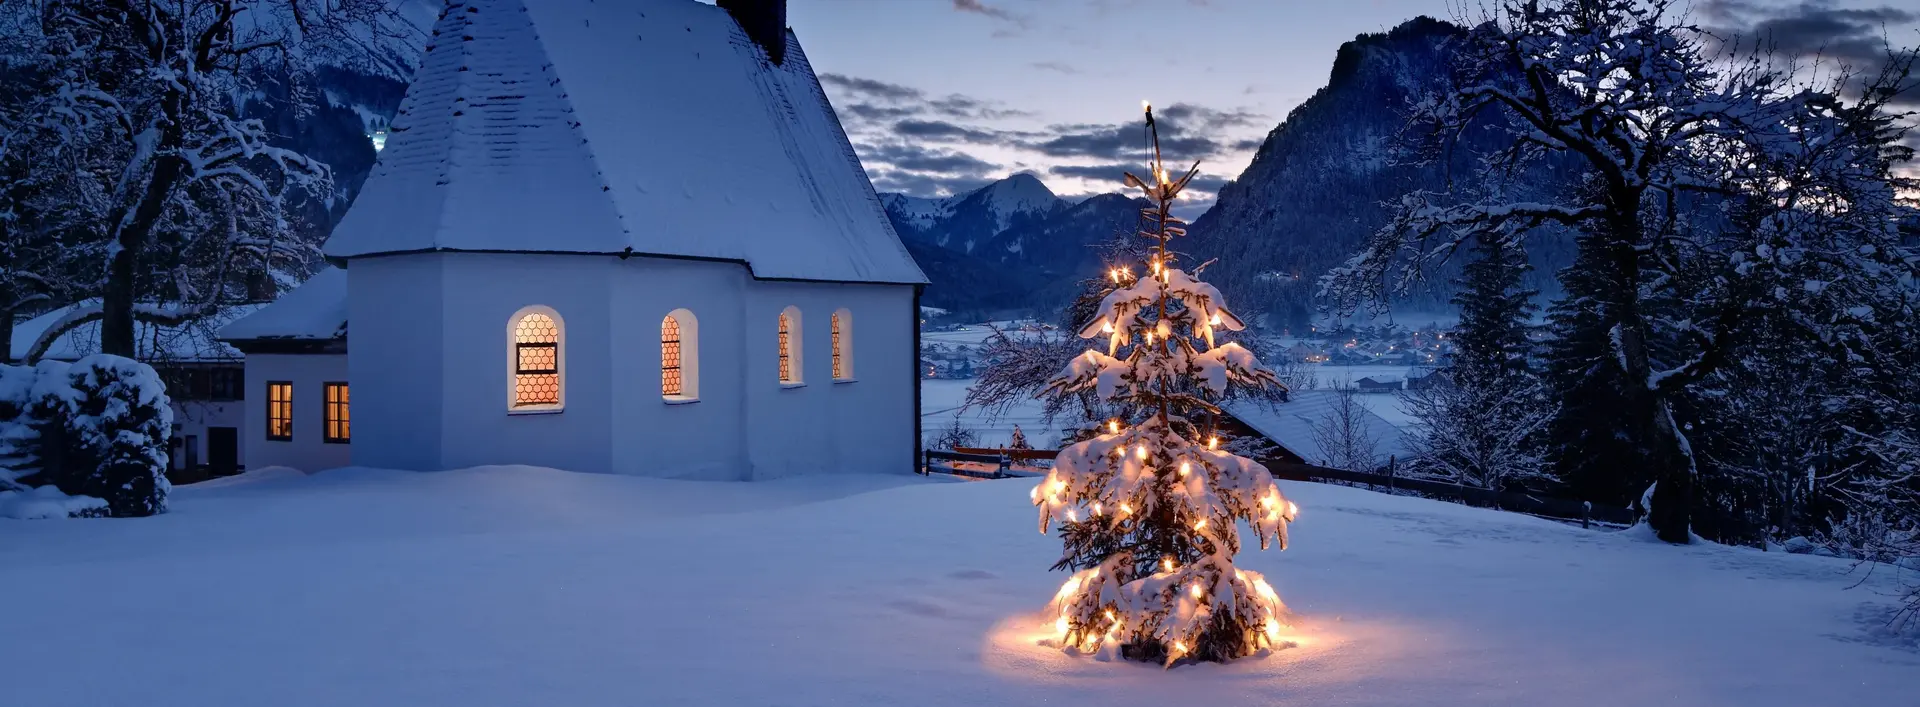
[1264,621,1282,641]
[1066,509,1079,522]
[1142,99,1151,112]
[1109,419,1120,434]
[1193,518,1207,531]
[1052,480,1066,493]
[1105,609,1116,622]
[1288,501,1299,518]
[1090,568,1100,578]
[1093,502,1103,515]
[1145,332,1154,344]
[1056,615,1069,635]
[1208,436,1219,450]
[1120,502,1133,515]
[1136,445,1147,460]
[1209,312,1222,326]
[1171,639,1187,654]
[1162,558,1175,572]
[1101,319,1114,334]
[1189,583,1203,599]
[1178,461,1190,477]
[1260,495,1275,507]
[1109,268,1120,283]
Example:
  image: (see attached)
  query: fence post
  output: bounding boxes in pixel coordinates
[996,453,1010,479]
[1581,501,1591,529]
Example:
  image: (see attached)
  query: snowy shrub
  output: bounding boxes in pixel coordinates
[933,416,978,451]
[1,356,172,517]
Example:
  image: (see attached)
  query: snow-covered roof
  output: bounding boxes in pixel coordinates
[1222,391,1417,467]
[10,303,261,364]
[218,268,349,343]
[323,0,927,286]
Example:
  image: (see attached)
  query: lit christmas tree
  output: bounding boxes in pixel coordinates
[1032,103,1297,667]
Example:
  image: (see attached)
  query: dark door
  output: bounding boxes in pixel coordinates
[208,427,239,477]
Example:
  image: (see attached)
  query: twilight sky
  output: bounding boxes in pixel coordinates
[767,0,1919,209]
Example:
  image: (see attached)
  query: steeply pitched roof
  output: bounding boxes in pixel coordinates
[323,0,927,286]
[217,268,349,343]
[1221,391,1416,467]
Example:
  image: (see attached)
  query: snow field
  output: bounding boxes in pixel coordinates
[4,465,1915,706]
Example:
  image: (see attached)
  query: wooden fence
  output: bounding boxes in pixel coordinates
[918,447,1635,528]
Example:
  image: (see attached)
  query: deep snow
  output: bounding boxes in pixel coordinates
[4,466,1916,706]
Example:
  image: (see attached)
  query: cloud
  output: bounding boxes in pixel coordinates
[858,142,1001,176]
[953,0,1023,25]
[1049,163,1136,182]
[1021,103,1270,162]
[1701,1,1920,103]
[1030,61,1081,75]
[819,73,924,102]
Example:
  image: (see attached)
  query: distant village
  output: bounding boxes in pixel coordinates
[919,312,1481,392]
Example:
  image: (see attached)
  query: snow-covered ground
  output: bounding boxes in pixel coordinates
[6,466,1916,706]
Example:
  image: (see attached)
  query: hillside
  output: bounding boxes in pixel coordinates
[1187,17,1579,331]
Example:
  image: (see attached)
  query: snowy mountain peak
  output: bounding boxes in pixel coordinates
[970,172,1059,220]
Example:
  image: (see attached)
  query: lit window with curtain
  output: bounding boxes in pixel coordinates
[323,383,350,443]
[266,382,293,441]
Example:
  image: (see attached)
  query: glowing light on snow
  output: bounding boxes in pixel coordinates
[1189,583,1203,599]
[1178,461,1190,477]
[1136,445,1148,460]
[1093,502,1103,515]
[1209,312,1222,326]
[1162,558,1175,572]
[1055,615,1069,636]
[1171,640,1187,654]
[1208,436,1219,450]
[1120,502,1133,515]
[1101,319,1114,333]
[1193,518,1207,531]
[1288,501,1300,518]
[1109,419,1120,434]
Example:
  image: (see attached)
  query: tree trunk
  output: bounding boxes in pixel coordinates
[1646,398,1696,543]
[100,148,188,359]
[0,303,14,366]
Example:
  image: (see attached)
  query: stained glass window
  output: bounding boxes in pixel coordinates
[514,312,560,407]
[662,316,683,396]
[778,313,793,383]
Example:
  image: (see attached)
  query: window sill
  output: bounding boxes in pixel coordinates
[323,439,351,445]
[266,437,292,443]
[663,396,700,405]
[833,378,856,384]
[508,406,565,416]
[779,382,807,390]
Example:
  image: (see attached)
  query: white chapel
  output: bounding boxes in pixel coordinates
[220,0,928,479]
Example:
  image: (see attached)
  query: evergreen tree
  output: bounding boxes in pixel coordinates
[1405,234,1553,489]
[1032,106,1296,667]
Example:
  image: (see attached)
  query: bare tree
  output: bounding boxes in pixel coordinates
[9,0,421,360]
[1310,385,1380,471]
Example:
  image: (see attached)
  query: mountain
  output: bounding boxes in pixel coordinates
[1186,16,1579,332]
[881,175,1149,316]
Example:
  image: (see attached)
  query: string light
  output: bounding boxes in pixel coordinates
[1109,419,1120,434]
[1193,518,1207,531]
[1208,436,1219,450]
[1136,445,1148,460]
[1189,583,1203,599]
[1162,558,1175,572]
[1178,460,1190,477]
[1120,502,1133,515]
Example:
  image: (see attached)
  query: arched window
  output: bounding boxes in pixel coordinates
[831,308,854,381]
[662,308,699,401]
[778,306,803,385]
[508,306,564,411]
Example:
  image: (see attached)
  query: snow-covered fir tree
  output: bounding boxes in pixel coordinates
[1404,235,1552,490]
[1031,105,1297,666]
[1322,0,1920,543]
